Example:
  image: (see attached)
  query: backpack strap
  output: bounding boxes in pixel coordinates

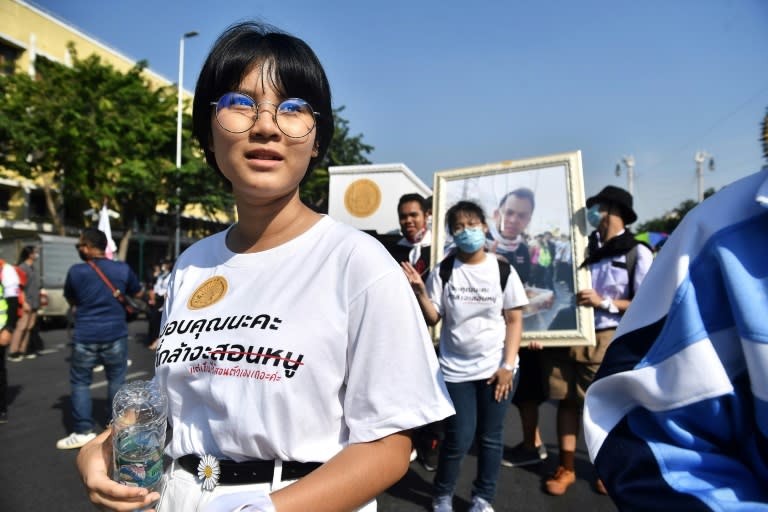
[497,258,510,292]
[439,254,456,286]
[438,253,510,291]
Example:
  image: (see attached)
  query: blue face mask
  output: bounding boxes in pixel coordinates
[454,227,486,254]
[587,204,603,228]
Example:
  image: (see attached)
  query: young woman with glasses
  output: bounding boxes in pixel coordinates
[401,201,528,512]
[76,21,454,512]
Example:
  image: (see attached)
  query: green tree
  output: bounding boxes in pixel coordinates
[637,189,715,234]
[0,48,231,252]
[301,106,374,212]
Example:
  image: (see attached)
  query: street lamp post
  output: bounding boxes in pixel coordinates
[175,30,198,259]
[614,154,635,195]
[694,150,715,203]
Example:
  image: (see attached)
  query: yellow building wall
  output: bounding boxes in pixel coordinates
[0,0,176,92]
[0,0,223,231]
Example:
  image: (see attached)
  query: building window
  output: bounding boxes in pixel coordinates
[0,41,21,76]
[28,189,47,218]
[34,55,53,81]
[0,188,11,212]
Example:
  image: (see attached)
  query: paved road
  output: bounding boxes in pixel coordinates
[0,320,617,512]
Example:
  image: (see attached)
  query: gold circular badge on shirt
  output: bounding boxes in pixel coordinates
[187,276,228,310]
[344,179,381,218]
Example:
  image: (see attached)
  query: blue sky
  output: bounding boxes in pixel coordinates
[29,0,768,223]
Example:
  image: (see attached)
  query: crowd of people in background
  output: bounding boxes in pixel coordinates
[0,232,176,431]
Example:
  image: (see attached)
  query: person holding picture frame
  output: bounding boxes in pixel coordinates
[486,187,550,468]
[540,185,653,496]
[402,200,528,512]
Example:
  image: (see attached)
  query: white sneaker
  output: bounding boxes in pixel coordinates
[56,432,96,450]
[468,496,494,512]
[432,495,453,512]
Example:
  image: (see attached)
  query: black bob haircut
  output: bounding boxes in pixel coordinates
[446,200,487,236]
[192,21,334,188]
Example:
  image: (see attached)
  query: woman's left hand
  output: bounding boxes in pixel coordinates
[487,368,514,402]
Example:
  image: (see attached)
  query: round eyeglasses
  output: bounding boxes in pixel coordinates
[211,92,319,138]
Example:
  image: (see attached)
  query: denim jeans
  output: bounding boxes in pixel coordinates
[434,374,518,503]
[70,337,128,433]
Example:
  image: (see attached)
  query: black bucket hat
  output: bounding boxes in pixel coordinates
[586,185,637,225]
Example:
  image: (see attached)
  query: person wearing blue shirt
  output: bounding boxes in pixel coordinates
[56,228,142,450]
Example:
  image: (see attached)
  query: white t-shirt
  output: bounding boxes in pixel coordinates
[428,253,529,383]
[152,271,171,297]
[154,216,454,463]
[1,263,19,298]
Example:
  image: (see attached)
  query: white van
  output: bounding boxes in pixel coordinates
[0,234,81,322]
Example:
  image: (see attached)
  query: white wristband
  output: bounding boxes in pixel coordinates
[500,363,515,372]
[600,297,619,314]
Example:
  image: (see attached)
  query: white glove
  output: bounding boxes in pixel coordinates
[200,491,276,512]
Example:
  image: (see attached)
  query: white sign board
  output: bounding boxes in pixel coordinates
[328,163,432,234]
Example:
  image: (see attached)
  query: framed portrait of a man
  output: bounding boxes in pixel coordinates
[431,150,594,347]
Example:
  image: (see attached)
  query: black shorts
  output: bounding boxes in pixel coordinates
[4,297,18,331]
[511,347,547,405]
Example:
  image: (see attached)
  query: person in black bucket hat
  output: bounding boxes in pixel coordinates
[585,185,638,225]
[539,183,653,497]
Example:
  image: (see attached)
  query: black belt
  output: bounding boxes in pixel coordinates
[178,455,322,485]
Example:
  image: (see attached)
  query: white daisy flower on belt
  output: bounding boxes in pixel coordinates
[196,454,221,491]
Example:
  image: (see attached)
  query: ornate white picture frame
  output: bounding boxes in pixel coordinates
[432,150,594,347]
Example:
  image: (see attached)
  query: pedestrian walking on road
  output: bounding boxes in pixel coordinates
[9,245,41,360]
[0,263,11,424]
[2,257,22,362]
[56,228,142,450]
[146,259,172,350]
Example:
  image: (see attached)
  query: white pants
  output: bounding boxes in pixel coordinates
[155,461,377,511]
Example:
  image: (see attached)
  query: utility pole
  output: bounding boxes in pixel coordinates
[614,155,635,195]
[175,30,199,259]
[694,151,715,203]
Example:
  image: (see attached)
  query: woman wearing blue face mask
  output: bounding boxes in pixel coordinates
[401,200,529,512]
